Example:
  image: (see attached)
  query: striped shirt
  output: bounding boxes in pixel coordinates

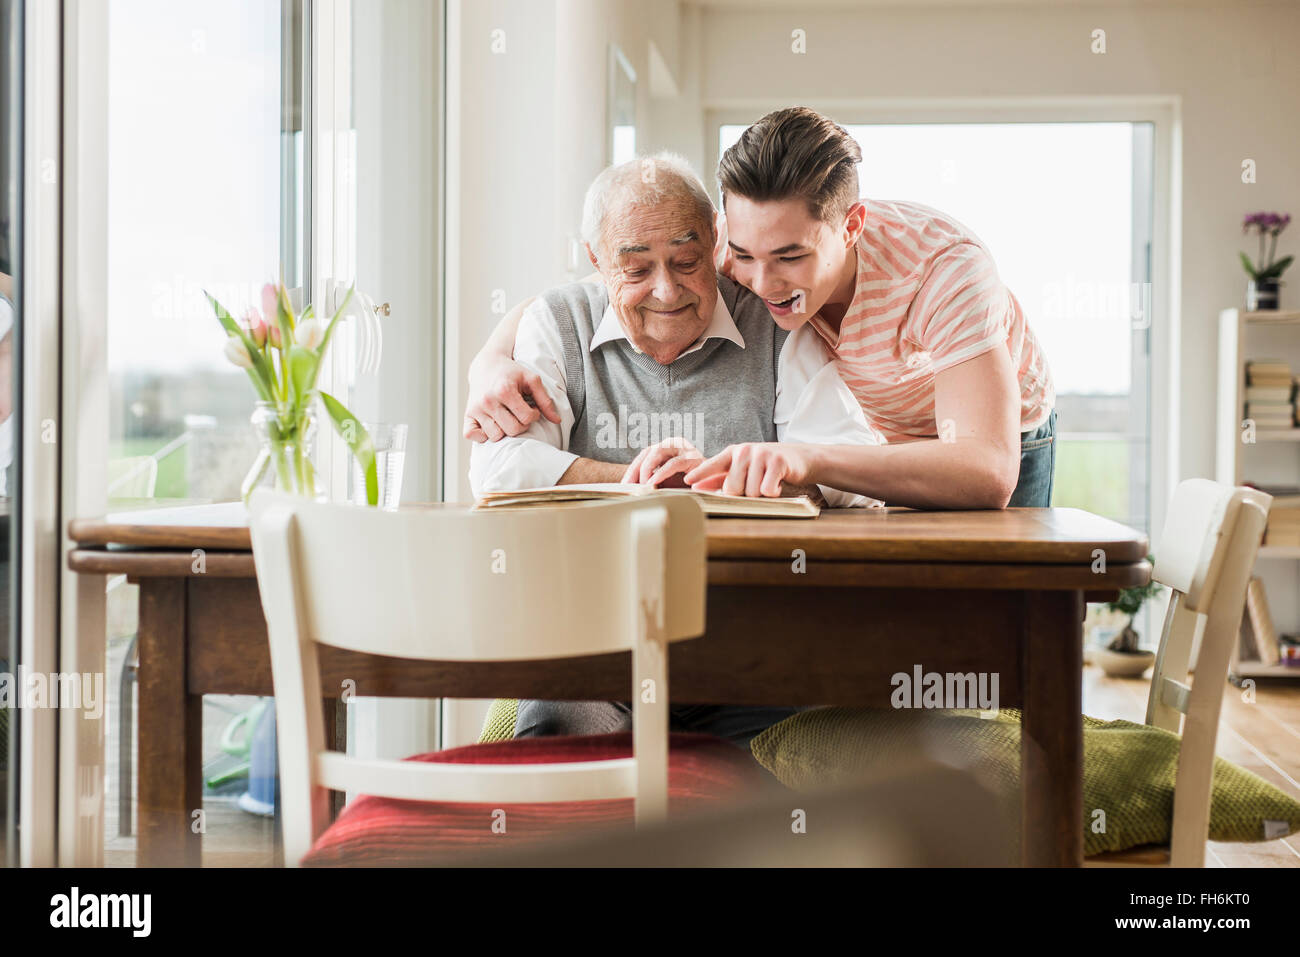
[722,199,1054,443]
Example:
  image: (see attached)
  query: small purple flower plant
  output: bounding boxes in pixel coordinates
[1240,210,1293,281]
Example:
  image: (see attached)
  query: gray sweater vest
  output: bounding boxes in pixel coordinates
[544,276,789,465]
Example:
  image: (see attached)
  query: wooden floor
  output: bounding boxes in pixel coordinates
[93,663,1300,868]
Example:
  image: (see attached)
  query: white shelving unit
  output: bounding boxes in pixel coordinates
[1217,308,1300,680]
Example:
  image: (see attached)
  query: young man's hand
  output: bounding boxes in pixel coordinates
[463,355,561,442]
[683,442,816,498]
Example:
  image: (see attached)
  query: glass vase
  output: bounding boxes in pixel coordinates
[242,398,327,504]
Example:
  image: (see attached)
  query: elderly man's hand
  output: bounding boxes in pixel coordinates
[463,354,562,442]
[621,436,704,487]
[683,442,816,498]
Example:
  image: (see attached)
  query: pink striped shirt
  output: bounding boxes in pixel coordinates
[725,199,1054,444]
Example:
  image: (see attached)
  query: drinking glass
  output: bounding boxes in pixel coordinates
[351,423,407,510]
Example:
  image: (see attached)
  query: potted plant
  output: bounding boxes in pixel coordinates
[207,280,379,507]
[1240,211,1292,311]
[1094,556,1163,677]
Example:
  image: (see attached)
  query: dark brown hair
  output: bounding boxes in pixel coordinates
[717,107,862,224]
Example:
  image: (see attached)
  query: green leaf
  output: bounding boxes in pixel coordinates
[319,283,356,356]
[276,281,296,332]
[1239,251,1259,278]
[287,344,320,409]
[204,290,276,402]
[1257,255,1293,280]
[319,390,378,506]
[240,448,272,505]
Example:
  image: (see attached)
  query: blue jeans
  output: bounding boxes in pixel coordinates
[1006,407,1057,507]
[513,699,806,752]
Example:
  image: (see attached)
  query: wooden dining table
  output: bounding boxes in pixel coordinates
[67,499,1149,867]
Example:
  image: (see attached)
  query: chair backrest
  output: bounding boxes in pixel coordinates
[248,492,706,660]
[107,455,158,499]
[247,490,708,865]
[1144,478,1271,866]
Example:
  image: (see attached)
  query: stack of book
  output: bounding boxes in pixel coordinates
[1248,484,1300,546]
[1245,360,1297,428]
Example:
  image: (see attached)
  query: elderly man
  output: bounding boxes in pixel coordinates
[468,152,881,749]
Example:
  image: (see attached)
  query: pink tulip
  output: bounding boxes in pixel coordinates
[261,283,279,325]
[268,322,282,348]
[242,307,267,348]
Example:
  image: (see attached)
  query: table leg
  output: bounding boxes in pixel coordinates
[1020,589,1084,866]
[136,578,202,867]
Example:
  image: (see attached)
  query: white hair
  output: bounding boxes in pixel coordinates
[580,151,716,256]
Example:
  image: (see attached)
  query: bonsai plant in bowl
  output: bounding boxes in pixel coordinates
[1094,555,1163,678]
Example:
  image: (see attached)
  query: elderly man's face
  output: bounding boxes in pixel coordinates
[591,194,717,364]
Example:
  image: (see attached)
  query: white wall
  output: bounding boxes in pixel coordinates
[696,0,1300,514]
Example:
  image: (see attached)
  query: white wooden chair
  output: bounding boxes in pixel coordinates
[246,489,709,867]
[1086,478,1271,867]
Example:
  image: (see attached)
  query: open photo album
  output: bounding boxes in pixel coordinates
[473,482,820,518]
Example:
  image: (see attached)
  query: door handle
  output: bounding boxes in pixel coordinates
[321,278,384,375]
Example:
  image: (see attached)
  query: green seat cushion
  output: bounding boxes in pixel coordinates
[479,698,520,744]
[751,707,1300,856]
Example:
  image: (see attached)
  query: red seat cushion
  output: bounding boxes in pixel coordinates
[300,732,766,866]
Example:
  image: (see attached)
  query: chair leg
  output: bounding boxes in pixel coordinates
[119,633,139,838]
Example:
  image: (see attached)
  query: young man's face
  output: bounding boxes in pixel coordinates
[723,194,856,330]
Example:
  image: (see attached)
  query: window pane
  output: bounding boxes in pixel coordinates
[107,0,283,505]
[103,0,293,866]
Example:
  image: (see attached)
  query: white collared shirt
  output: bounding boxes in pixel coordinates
[587,291,747,356]
[468,286,887,507]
